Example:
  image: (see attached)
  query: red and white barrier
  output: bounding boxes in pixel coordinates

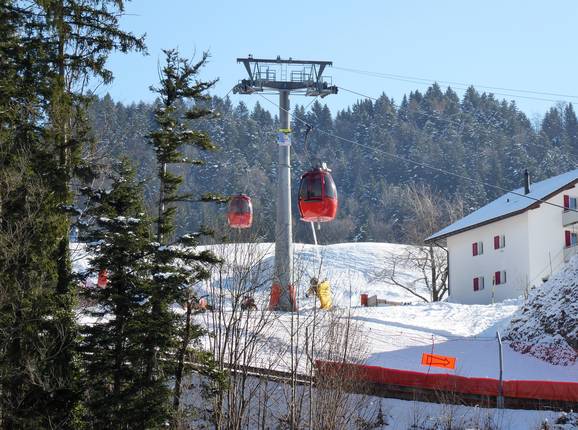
[316,360,578,402]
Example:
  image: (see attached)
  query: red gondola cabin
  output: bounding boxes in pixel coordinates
[298,166,338,222]
[228,194,253,229]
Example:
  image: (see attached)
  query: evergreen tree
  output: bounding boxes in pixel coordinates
[542,106,564,147]
[564,103,578,154]
[79,160,169,429]
[146,49,224,422]
[0,3,78,426]
[86,83,578,245]
[1,1,144,426]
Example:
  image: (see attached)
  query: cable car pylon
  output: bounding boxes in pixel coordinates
[234,56,338,312]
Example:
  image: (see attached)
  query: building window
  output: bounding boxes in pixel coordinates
[565,230,578,247]
[564,195,577,211]
[493,270,507,285]
[493,235,505,250]
[473,276,485,292]
[472,241,483,256]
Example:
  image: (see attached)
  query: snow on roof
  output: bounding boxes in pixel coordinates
[427,168,578,242]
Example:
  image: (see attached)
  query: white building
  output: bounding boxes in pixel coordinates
[427,169,578,304]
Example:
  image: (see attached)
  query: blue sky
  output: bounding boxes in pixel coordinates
[102,1,578,119]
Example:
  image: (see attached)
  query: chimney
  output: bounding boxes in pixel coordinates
[524,169,530,194]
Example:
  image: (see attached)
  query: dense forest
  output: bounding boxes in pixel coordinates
[88,84,578,244]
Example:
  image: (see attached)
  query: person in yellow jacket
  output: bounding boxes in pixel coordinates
[306,277,332,310]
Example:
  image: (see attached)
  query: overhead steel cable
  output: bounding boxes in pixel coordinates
[333,65,578,103]
[339,72,562,103]
[338,85,513,132]
[286,95,319,168]
[256,92,578,215]
[337,84,577,170]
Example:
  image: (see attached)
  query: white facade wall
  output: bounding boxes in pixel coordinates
[527,191,567,289]
[447,185,578,304]
[447,212,529,305]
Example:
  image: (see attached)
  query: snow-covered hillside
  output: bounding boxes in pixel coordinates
[506,255,578,366]
[354,299,578,381]
[73,241,578,384]
[199,241,428,307]
[71,241,425,304]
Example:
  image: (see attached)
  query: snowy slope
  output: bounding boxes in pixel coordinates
[199,242,578,382]
[200,241,428,306]
[506,255,578,366]
[212,298,578,381]
[378,397,559,430]
[353,300,578,381]
[73,241,578,383]
[73,241,428,305]
[202,243,578,381]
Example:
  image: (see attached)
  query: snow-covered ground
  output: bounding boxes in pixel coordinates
[72,241,578,383]
[186,372,563,429]
[354,301,578,381]
[507,255,578,365]
[200,242,578,383]
[372,397,559,430]
[195,241,427,305]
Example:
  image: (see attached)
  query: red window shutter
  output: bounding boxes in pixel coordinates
[566,230,572,247]
[472,242,478,256]
[495,271,501,285]
[473,277,479,291]
[494,235,500,249]
[564,195,570,209]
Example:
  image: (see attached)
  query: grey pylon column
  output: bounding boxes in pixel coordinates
[233,57,338,312]
[274,90,295,311]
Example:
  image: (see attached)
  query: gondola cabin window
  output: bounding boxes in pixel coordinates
[324,176,337,199]
[299,174,323,201]
[230,198,250,213]
[311,177,322,199]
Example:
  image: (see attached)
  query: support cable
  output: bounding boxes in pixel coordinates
[288,96,318,169]
[256,93,578,215]
[337,85,569,159]
[333,65,578,103]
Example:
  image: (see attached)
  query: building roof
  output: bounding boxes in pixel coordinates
[426,168,578,242]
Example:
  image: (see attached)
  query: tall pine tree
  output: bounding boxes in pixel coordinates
[0,1,144,426]
[0,3,80,426]
[146,49,224,423]
[79,160,171,429]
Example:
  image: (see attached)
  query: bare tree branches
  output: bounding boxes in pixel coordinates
[375,184,463,302]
